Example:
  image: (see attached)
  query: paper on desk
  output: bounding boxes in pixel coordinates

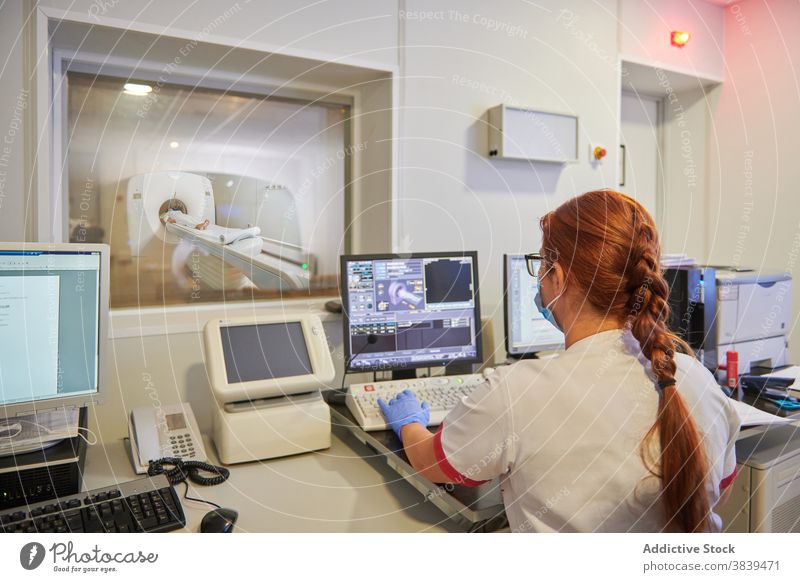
[729,398,797,428]
[761,365,800,395]
[661,253,696,268]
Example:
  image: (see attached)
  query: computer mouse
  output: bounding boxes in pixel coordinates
[200,507,238,533]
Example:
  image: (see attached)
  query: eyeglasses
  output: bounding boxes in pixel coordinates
[524,253,543,278]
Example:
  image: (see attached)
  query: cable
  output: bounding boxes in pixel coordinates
[0,423,22,439]
[147,457,230,486]
[182,481,222,510]
[0,418,98,446]
[146,457,229,512]
[76,426,99,446]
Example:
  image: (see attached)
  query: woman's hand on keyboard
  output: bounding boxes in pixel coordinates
[377,389,430,440]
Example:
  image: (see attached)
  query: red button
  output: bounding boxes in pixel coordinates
[364,385,375,392]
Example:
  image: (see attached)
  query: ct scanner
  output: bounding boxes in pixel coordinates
[126,171,310,291]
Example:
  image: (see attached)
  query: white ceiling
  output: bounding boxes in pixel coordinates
[51,20,389,95]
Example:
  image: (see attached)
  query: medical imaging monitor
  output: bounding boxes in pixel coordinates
[341,252,483,372]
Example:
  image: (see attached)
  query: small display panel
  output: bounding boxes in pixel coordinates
[220,322,313,383]
[166,413,187,431]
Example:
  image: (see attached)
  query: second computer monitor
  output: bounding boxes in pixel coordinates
[504,254,565,357]
[0,243,109,419]
[341,252,482,372]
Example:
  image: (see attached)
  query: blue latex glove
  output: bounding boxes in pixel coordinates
[377,389,430,440]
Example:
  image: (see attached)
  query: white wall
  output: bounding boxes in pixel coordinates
[616,0,726,262]
[98,304,344,442]
[0,1,28,241]
[397,0,621,361]
[0,1,400,440]
[618,0,725,80]
[39,0,399,67]
[0,1,750,440]
[616,0,725,267]
[0,0,400,243]
[709,0,800,360]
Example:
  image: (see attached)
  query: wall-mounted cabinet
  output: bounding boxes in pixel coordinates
[487,104,578,163]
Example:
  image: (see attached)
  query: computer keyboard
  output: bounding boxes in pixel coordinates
[346,373,486,431]
[0,474,185,533]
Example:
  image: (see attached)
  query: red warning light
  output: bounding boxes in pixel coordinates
[671,31,691,48]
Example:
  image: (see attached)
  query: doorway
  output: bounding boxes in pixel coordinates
[620,92,663,226]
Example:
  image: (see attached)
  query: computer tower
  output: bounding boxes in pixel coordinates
[0,408,87,511]
[663,266,716,353]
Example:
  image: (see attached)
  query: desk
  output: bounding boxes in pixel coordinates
[83,381,793,533]
[737,389,800,419]
[82,424,463,533]
[329,403,506,531]
[734,366,800,437]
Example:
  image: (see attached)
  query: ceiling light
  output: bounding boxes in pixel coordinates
[123,83,153,96]
[169,141,180,149]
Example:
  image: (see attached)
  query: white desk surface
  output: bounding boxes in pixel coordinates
[83,403,793,534]
[82,425,459,533]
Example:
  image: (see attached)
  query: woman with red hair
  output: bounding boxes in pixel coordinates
[380,189,740,532]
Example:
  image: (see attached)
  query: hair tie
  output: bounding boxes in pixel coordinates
[657,378,676,390]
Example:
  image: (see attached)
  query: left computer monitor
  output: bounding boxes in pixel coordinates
[0,243,109,420]
[340,251,483,373]
[504,253,564,357]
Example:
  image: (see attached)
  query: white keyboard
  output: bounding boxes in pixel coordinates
[345,374,486,431]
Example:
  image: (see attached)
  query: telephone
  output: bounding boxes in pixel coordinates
[128,403,207,474]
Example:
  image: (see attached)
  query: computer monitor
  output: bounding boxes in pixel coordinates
[504,253,565,357]
[0,244,109,424]
[340,252,483,373]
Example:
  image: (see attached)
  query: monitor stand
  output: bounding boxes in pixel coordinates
[444,362,475,376]
[391,363,477,381]
[508,352,539,361]
[391,369,417,381]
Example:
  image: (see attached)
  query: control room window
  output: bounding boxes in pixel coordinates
[65,72,348,308]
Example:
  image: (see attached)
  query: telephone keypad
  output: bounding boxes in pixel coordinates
[169,432,196,458]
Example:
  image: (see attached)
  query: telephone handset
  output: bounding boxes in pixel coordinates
[128,403,207,474]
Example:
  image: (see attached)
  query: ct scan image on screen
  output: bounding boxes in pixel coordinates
[343,253,480,371]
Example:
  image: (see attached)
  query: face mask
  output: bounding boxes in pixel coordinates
[534,267,565,332]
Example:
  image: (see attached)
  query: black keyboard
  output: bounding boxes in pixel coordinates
[0,474,185,533]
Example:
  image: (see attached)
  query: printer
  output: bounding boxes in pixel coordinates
[665,267,791,375]
[709,268,791,375]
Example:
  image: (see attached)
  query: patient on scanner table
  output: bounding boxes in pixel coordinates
[162,209,261,245]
